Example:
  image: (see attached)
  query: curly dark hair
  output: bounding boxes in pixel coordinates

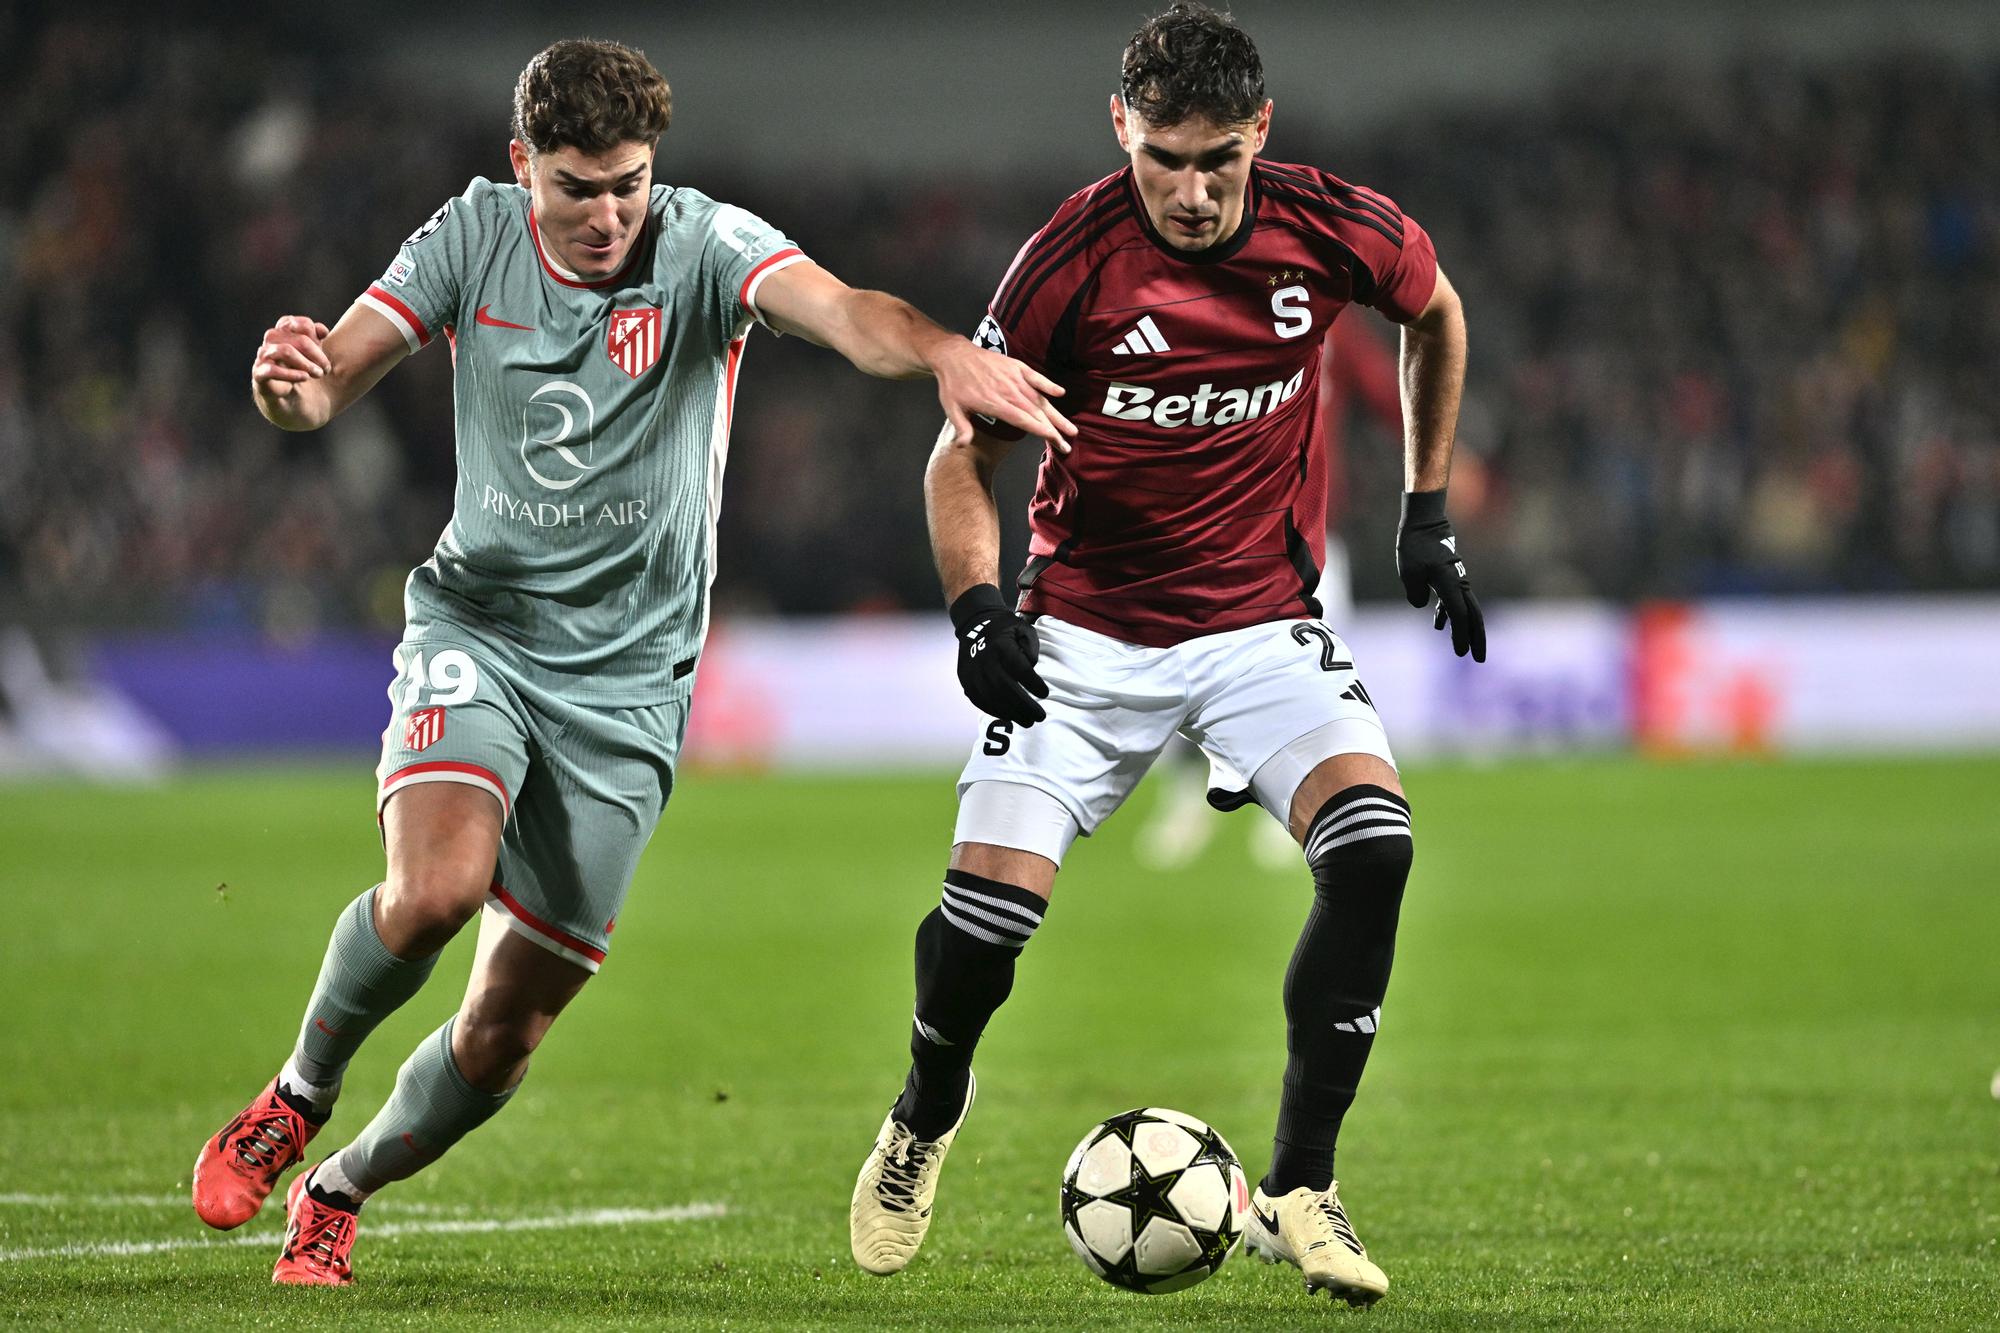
[512,39,672,156]
[1120,3,1265,129]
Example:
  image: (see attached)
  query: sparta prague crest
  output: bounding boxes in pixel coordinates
[607,307,663,378]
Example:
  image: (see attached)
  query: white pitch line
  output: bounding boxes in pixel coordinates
[0,1193,471,1216]
[0,1193,187,1209]
[0,1201,727,1263]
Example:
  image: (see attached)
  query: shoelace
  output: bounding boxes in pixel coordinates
[1313,1191,1364,1255]
[289,1202,356,1274]
[227,1108,301,1176]
[873,1131,936,1215]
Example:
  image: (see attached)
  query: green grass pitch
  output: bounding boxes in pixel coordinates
[1,755,1995,1328]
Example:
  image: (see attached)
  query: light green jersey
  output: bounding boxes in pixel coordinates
[360,177,806,704]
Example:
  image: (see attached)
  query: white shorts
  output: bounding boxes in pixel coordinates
[954,616,1395,865]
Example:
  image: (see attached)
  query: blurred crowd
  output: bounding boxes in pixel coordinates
[2,15,1996,637]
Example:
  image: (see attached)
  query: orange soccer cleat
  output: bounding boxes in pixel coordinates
[272,1170,358,1286]
[191,1078,320,1230]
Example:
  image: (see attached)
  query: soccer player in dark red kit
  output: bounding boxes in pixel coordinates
[849,3,1483,1307]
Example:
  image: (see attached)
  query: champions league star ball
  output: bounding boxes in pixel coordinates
[1059,1108,1250,1294]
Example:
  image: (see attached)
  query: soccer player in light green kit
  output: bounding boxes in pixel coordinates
[190,38,1074,1286]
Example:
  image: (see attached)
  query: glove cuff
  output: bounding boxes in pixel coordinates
[949,583,1011,635]
[1400,488,1449,527]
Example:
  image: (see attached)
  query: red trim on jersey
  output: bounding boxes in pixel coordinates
[379,759,510,817]
[489,882,608,964]
[364,286,431,346]
[738,247,805,315]
[527,207,648,290]
[722,335,745,435]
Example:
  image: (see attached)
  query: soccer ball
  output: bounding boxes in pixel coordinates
[1059,1107,1250,1294]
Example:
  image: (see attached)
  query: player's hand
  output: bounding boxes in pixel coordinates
[932,339,1076,453]
[951,583,1049,726]
[1396,488,1487,662]
[251,316,333,401]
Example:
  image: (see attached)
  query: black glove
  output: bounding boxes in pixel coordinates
[950,583,1049,725]
[1396,488,1487,662]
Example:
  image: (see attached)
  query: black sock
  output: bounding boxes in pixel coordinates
[1266,785,1412,1195]
[892,869,1046,1139]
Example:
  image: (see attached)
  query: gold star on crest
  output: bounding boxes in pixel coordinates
[1267,268,1308,286]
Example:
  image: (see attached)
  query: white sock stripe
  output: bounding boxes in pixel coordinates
[1312,797,1410,831]
[1332,1007,1382,1034]
[942,883,1044,931]
[940,895,1036,941]
[1308,806,1411,850]
[1304,808,1416,852]
[1308,809,1412,852]
[939,901,1026,948]
[1310,822,1414,859]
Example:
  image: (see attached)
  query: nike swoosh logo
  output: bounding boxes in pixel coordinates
[314,1018,344,1037]
[1252,1205,1279,1234]
[476,304,535,331]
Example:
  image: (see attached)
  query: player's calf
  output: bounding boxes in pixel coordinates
[852,853,1050,1274]
[330,1018,521,1207]
[1266,784,1412,1196]
[194,883,441,1231]
[896,866,1049,1137]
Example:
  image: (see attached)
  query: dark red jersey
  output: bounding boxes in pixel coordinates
[978,160,1437,648]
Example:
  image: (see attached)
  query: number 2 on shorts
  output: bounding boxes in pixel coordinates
[1289,622,1354,673]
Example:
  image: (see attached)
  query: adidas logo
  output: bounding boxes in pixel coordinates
[1112,315,1170,356]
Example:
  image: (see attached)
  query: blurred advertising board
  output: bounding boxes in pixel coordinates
[1631,598,2000,755]
[6,597,1995,778]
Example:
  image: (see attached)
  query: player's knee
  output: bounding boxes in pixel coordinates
[451,1009,540,1092]
[378,862,489,950]
[1303,783,1413,897]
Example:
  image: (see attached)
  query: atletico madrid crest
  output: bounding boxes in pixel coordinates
[405,706,446,753]
[607,307,662,378]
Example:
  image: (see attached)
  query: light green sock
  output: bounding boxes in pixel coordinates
[332,1019,517,1198]
[286,886,438,1100]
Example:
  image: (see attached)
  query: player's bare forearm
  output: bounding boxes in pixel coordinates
[251,305,410,433]
[814,287,950,381]
[1398,268,1466,493]
[925,423,1010,604]
[759,270,954,378]
[757,262,1074,447]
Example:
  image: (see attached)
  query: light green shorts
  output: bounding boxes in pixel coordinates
[375,636,690,972]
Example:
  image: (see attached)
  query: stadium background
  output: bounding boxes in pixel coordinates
[2,2,1995,1326]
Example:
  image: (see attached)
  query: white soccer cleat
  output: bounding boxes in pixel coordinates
[848,1073,975,1275]
[1243,1181,1389,1307]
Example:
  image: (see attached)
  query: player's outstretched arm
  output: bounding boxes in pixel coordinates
[925,423,1048,726]
[753,261,1076,450]
[251,305,412,432]
[1394,267,1487,662]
